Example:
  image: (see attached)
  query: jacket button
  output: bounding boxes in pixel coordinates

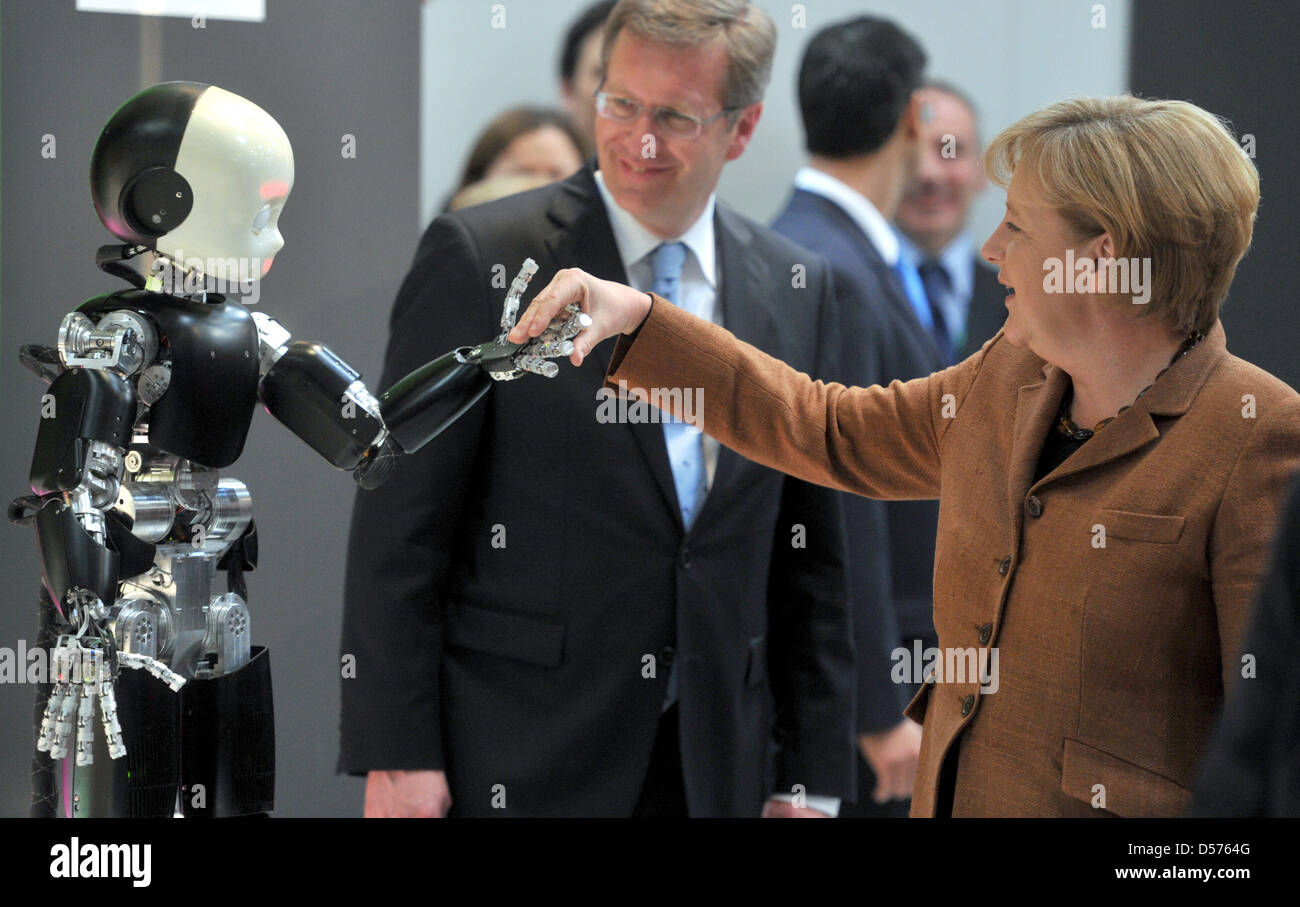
[961,694,975,717]
[679,546,691,569]
[977,623,992,645]
[998,555,1012,576]
[659,645,676,668]
[1026,495,1043,518]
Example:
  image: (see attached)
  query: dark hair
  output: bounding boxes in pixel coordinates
[798,16,926,157]
[455,107,584,195]
[560,0,617,82]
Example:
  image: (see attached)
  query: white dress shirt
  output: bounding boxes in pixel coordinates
[594,170,721,490]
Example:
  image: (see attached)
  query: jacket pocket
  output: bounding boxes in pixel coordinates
[444,599,565,669]
[1061,737,1193,816]
[744,635,767,688]
[1098,509,1185,543]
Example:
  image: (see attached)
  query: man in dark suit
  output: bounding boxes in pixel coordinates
[770,16,937,817]
[339,0,855,817]
[895,81,1006,362]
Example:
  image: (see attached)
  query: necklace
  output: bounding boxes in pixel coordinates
[1055,331,1205,441]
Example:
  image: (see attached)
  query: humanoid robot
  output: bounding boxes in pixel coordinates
[9,81,586,818]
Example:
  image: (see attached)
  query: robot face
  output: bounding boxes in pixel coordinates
[155,86,294,284]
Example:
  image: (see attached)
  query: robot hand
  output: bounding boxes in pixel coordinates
[36,594,185,766]
[323,257,594,484]
[461,258,592,381]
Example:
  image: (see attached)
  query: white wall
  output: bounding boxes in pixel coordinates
[420,0,1131,248]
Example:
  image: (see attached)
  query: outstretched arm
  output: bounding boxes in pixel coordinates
[511,268,986,502]
[254,260,587,489]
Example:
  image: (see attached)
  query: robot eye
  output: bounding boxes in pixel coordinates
[251,204,273,234]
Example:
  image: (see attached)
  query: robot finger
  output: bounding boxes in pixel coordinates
[515,355,559,378]
[75,680,97,766]
[499,258,541,332]
[51,683,81,760]
[37,686,65,753]
[99,677,127,760]
[527,339,575,359]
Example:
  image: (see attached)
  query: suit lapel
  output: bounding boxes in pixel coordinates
[544,163,682,525]
[690,205,780,530]
[799,190,947,367]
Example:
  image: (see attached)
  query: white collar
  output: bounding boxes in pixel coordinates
[794,166,899,266]
[595,169,717,286]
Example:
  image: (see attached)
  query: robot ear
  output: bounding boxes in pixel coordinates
[120,166,193,237]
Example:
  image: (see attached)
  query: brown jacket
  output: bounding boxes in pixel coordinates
[606,296,1300,817]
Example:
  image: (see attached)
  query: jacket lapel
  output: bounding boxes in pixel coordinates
[1006,321,1229,525]
[1006,367,1069,534]
[1041,320,1228,485]
[544,162,683,525]
[690,204,780,531]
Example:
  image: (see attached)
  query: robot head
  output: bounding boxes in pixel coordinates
[90,81,294,283]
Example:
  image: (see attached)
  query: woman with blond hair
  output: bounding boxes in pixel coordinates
[510,95,1300,817]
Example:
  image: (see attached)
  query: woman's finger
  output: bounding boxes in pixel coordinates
[509,268,587,344]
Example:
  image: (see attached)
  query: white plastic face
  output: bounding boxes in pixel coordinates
[157,86,294,284]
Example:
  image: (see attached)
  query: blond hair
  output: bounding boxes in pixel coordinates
[985,96,1259,335]
[600,0,776,110]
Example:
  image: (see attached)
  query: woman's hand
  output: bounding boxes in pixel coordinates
[508,268,651,368]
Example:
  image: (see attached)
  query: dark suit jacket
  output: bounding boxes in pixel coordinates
[338,163,855,817]
[606,300,1300,816]
[1190,466,1300,816]
[959,258,1007,361]
[771,188,945,737]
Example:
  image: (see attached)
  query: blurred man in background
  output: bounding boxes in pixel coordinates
[895,81,1005,362]
[770,15,934,818]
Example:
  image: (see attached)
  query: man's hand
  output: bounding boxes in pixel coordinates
[509,267,653,367]
[859,718,923,803]
[364,769,452,818]
[761,798,830,818]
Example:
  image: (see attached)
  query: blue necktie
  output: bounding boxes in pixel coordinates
[918,259,955,364]
[650,242,706,530]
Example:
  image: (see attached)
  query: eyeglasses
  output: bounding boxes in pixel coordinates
[594,91,738,141]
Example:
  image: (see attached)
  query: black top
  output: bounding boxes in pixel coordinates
[1034,422,1089,484]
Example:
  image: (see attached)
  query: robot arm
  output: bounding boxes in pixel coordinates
[16,306,162,614]
[10,306,189,769]
[254,258,589,489]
